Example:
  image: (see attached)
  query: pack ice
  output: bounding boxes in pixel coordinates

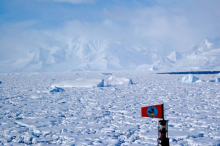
[0,72,219,146]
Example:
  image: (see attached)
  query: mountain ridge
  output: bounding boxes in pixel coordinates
[0,37,219,72]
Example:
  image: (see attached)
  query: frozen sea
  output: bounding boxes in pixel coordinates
[0,71,219,146]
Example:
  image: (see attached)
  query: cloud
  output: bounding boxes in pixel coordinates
[100,2,220,51]
[98,6,194,52]
[0,0,219,61]
[53,0,96,4]
[0,20,60,61]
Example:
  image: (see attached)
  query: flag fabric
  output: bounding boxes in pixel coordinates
[141,104,164,119]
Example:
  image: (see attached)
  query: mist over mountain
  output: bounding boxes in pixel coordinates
[0,37,219,73]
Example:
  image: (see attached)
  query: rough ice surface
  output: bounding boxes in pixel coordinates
[181,74,200,83]
[0,71,219,146]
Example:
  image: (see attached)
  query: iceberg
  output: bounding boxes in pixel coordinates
[181,74,200,83]
[106,76,133,86]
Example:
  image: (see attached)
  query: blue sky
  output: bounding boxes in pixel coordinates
[0,0,220,60]
[0,0,154,29]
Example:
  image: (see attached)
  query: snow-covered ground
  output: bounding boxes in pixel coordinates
[0,71,219,145]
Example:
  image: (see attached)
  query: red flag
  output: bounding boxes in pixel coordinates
[141,104,164,119]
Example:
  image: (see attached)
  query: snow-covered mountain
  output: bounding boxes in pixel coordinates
[0,37,160,72]
[172,37,220,71]
[136,37,220,71]
[0,37,219,72]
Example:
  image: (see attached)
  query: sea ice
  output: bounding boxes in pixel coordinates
[0,72,219,145]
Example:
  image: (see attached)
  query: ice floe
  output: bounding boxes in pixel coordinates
[51,78,104,88]
[50,87,65,93]
[208,77,220,82]
[106,76,133,86]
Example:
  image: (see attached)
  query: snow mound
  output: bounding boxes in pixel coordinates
[106,76,133,86]
[182,74,200,83]
[50,87,65,93]
[51,78,104,88]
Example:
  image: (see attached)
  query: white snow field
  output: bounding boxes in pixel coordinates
[0,71,219,146]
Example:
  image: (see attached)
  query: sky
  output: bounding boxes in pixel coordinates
[0,0,220,61]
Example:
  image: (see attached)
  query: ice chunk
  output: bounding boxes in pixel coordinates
[181,74,199,83]
[50,87,65,93]
[0,81,2,84]
[106,76,133,86]
[51,78,104,88]
[207,78,220,82]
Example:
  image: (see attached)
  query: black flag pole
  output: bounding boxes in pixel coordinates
[162,103,164,120]
[157,103,169,146]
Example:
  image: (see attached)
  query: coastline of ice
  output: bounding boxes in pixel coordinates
[0,71,219,145]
